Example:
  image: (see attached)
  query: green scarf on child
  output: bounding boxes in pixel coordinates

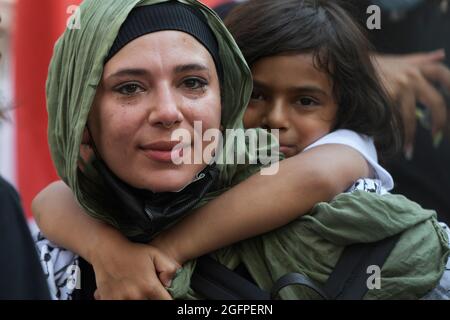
[170,191,449,299]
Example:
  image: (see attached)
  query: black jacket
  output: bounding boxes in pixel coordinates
[0,176,50,299]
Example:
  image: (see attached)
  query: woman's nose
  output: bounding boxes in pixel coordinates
[147,84,184,128]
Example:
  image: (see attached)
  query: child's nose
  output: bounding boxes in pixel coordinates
[262,101,289,130]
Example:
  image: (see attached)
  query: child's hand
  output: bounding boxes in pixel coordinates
[91,236,180,300]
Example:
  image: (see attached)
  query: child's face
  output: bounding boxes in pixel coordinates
[243,54,338,158]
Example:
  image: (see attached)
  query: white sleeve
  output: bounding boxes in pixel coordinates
[303,129,394,191]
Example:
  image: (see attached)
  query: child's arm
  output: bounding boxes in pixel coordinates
[152,144,369,264]
[33,144,369,298]
[32,182,179,300]
[33,181,114,263]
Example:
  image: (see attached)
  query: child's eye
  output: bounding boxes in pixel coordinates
[296,97,318,106]
[251,91,265,101]
[182,78,208,90]
[116,83,144,96]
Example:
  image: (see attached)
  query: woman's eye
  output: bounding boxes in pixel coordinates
[296,97,317,106]
[116,83,144,96]
[183,78,207,90]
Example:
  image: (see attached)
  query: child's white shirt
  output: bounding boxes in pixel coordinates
[303,129,394,192]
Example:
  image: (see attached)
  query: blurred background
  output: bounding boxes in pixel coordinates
[0,0,14,186]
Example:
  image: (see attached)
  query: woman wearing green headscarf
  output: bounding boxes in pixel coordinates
[37,0,292,299]
[34,0,449,300]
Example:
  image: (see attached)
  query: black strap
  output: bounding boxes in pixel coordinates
[191,234,400,300]
[270,273,329,300]
[191,256,270,300]
[71,257,97,300]
[322,234,401,300]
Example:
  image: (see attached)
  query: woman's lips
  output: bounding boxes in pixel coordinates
[140,141,184,162]
[142,149,180,162]
[140,141,186,163]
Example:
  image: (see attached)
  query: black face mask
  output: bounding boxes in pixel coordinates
[92,158,219,243]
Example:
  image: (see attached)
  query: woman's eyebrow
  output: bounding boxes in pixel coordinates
[174,63,210,74]
[106,64,210,80]
[106,68,150,80]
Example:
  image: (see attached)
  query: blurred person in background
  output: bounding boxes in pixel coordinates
[356,0,450,226]
[0,168,50,299]
[0,13,50,299]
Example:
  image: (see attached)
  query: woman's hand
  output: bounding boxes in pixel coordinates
[91,232,180,300]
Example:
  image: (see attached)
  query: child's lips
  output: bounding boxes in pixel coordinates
[279,144,297,156]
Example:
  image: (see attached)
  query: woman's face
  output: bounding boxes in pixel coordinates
[243,54,338,158]
[88,31,221,192]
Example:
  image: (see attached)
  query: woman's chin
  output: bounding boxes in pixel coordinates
[147,182,190,193]
[138,169,205,193]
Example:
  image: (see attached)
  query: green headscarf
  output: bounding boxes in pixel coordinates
[46,0,274,238]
